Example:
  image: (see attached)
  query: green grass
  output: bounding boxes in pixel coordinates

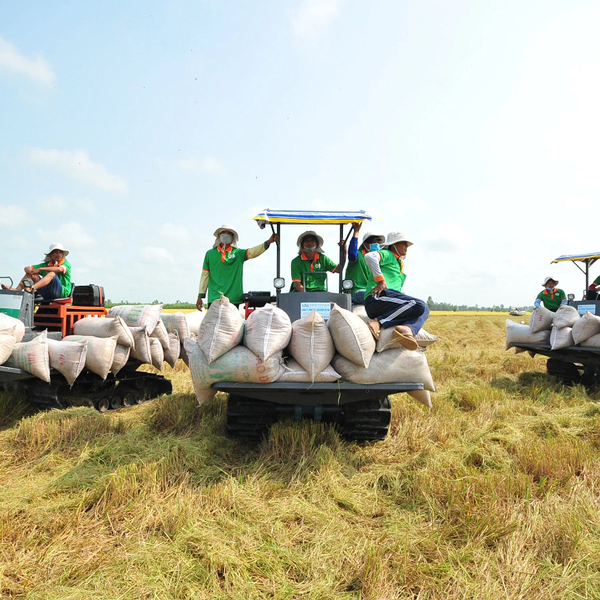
[1,314,600,598]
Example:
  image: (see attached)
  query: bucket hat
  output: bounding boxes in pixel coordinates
[542,276,558,286]
[296,230,324,251]
[44,242,69,261]
[361,231,386,247]
[385,232,413,247]
[213,224,239,247]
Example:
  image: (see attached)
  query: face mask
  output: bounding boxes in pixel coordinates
[220,233,233,245]
[369,243,381,252]
[302,246,316,253]
[546,286,555,291]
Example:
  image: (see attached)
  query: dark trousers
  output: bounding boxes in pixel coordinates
[364,289,429,336]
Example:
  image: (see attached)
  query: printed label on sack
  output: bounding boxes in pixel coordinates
[300,302,332,320]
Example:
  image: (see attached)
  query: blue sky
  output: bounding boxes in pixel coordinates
[1,0,599,307]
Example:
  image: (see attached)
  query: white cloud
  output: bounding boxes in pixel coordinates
[38,194,68,213]
[106,233,124,249]
[140,246,176,265]
[421,221,473,252]
[37,221,96,249]
[160,222,191,244]
[0,205,28,227]
[26,147,129,195]
[0,37,56,85]
[290,0,342,39]
[73,198,98,214]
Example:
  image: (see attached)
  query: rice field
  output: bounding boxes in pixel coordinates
[1,313,600,599]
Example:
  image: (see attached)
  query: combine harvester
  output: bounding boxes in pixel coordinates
[508,251,600,385]
[209,209,431,442]
[0,282,172,411]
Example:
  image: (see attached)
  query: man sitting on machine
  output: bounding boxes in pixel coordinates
[1,242,73,300]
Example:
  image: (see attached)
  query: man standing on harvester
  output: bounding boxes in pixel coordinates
[363,231,429,350]
[196,224,278,311]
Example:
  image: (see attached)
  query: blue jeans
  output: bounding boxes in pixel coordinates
[364,289,429,336]
[39,276,63,300]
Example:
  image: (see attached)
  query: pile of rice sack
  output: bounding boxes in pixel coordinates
[0,305,202,386]
[505,304,600,353]
[184,296,437,408]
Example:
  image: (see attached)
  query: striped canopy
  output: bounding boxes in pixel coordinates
[254,209,371,228]
[551,252,600,264]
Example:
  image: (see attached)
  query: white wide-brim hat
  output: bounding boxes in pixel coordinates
[44,242,69,261]
[213,224,239,247]
[542,276,558,286]
[297,230,324,250]
[361,231,386,246]
[385,231,413,247]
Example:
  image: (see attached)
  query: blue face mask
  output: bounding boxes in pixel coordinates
[369,243,381,252]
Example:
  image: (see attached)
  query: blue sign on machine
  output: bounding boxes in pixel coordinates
[300,302,332,320]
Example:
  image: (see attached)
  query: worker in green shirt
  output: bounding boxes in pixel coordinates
[534,277,567,312]
[196,224,277,310]
[1,242,72,299]
[290,230,345,292]
[344,221,386,304]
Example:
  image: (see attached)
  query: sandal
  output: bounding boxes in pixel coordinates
[392,326,418,351]
[368,319,381,340]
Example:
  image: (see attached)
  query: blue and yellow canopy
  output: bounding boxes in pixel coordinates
[551,252,600,265]
[254,209,371,228]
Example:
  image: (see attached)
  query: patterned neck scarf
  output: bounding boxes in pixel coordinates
[218,244,233,262]
[301,251,320,271]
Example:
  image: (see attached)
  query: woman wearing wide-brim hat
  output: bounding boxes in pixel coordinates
[1,242,73,300]
[196,224,278,311]
[290,230,346,293]
[534,276,567,312]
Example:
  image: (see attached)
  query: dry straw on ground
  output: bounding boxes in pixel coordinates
[1,313,600,599]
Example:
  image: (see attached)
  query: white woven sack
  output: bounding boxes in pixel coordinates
[128,326,152,365]
[111,344,131,375]
[352,304,369,323]
[150,318,170,349]
[0,313,25,342]
[107,304,163,332]
[377,326,439,353]
[328,304,375,368]
[289,310,335,382]
[5,330,50,382]
[149,337,164,370]
[63,335,117,380]
[407,389,433,408]
[160,312,191,341]
[550,326,574,350]
[184,338,284,405]
[73,315,135,348]
[46,337,87,386]
[553,305,580,329]
[163,331,180,368]
[506,320,551,350]
[197,296,244,364]
[529,305,554,333]
[0,330,16,364]
[580,332,600,348]
[244,304,292,361]
[278,358,341,383]
[185,311,204,336]
[571,311,600,345]
[332,348,435,392]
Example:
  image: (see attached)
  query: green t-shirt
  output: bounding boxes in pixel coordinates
[33,258,72,298]
[536,288,566,312]
[291,252,337,292]
[364,249,406,296]
[344,250,372,293]
[202,247,249,304]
